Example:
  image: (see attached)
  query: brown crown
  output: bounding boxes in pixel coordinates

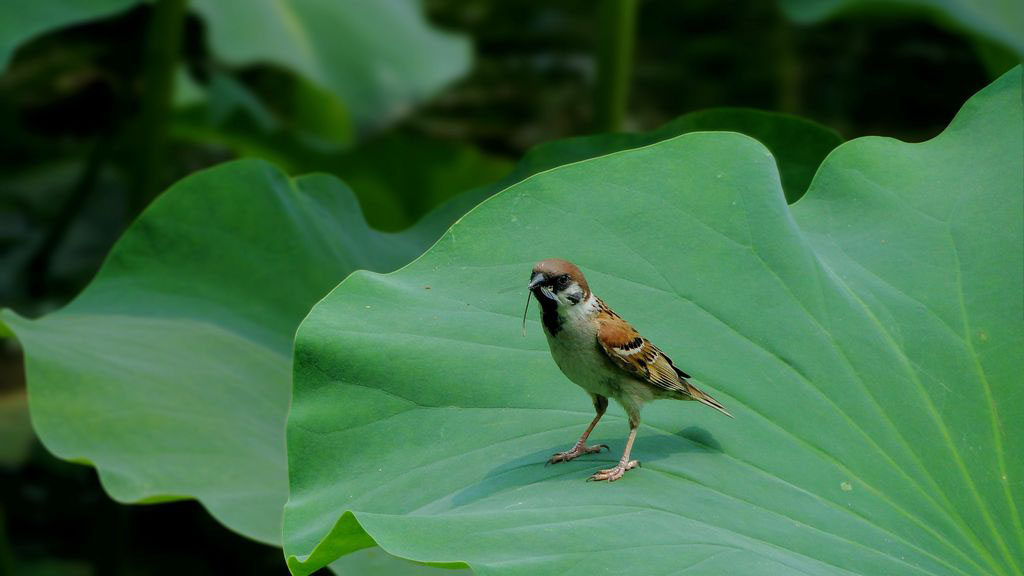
[531,258,590,296]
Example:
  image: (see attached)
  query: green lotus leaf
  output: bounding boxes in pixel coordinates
[187,0,470,127]
[0,158,471,542]
[284,68,1023,575]
[0,157,480,573]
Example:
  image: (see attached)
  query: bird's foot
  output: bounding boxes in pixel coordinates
[547,442,609,465]
[587,460,639,482]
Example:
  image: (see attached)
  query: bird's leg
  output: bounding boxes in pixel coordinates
[547,411,608,464]
[548,395,609,465]
[588,424,639,482]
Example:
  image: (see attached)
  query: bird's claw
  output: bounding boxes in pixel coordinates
[587,460,640,482]
[546,443,608,465]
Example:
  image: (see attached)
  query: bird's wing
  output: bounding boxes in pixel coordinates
[595,305,689,392]
[595,299,732,417]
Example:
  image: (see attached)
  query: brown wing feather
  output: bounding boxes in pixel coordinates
[595,299,732,417]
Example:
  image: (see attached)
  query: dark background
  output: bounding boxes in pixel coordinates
[0,0,1006,574]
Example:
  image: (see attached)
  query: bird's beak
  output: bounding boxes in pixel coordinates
[528,273,556,302]
[527,273,545,291]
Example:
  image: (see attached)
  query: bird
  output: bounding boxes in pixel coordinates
[522,258,731,482]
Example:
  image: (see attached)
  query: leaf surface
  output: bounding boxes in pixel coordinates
[0,159,458,541]
[284,69,1023,575]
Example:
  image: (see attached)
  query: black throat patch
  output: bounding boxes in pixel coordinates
[534,291,562,336]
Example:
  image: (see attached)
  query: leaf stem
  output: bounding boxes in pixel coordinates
[134,0,188,215]
[593,0,638,133]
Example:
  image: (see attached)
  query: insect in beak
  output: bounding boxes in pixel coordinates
[521,290,531,336]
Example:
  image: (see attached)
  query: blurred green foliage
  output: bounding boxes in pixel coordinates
[0,0,137,70]
[0,0,471,127]
[780,0,1024,58]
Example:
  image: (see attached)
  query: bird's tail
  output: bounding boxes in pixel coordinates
[683,380,733,418]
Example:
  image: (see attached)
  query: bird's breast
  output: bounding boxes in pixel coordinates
[544,318,617,397]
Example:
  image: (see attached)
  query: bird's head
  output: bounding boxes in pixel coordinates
[527,258,591,308]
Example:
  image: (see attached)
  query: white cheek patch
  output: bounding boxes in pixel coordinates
[565,282,581,305]
[562,290,597,324]
[561,282,584,305]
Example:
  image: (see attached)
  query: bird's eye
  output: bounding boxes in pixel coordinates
[556,275,570,288]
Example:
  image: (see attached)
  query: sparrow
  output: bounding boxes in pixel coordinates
[523,258,731,482]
